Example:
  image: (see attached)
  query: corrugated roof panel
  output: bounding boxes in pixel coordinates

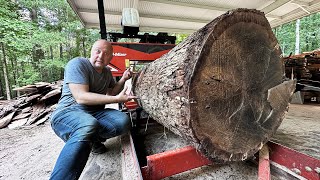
[104,0,134,12]
[266,16,276,22]
[201,10,225,20]
[180,0,274,9]
[139,1,223,21]
[74,0,134,11]
[80,12,122,29]
[256,1,276,10]
[270,3,300,16]
[140,17,206,30]
[269,1,320,27]
[67,0,320,33]
[79,12,98,24]
[73,0,97,9]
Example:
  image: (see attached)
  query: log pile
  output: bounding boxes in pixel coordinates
[0,81,62,129]
[133,9,296,163]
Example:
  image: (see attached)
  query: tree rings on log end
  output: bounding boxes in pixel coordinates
[189,9,295,163]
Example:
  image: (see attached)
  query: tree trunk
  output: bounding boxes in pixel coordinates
[50,45,53,59]
[0,51,4,99]
[59,43,63,59]
[30,8,38,23]
[10,56,17,98]
[13,57,20,97]
[1,42,11,100]
[82,37,86,57]
[133,9,296,163]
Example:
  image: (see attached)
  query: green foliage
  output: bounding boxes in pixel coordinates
[274,12,320,56]
[31,30,65,49]
[16,64,41,85]
[0,0,19,19]
[0,0,83,98]
[38,58,68,82]
[274,21,296,56]
[41,58,68,69]
[171,33,189,44]
[0,18,34,54]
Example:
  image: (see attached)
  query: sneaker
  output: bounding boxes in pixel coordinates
[92,142,107,154]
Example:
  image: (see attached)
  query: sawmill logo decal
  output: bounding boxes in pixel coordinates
[113,52,127,57]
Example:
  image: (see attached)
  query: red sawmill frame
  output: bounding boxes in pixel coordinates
[122,140,320,180]
[109,42,175,77]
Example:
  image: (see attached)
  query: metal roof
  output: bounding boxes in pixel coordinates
[67,0,320,33]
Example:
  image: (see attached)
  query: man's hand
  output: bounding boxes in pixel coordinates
[116,86,137,102]
[111,69,137,96]
[121,69,133,81]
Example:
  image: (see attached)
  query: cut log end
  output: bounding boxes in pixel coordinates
[191,80,295,163]
[189,9,295,162]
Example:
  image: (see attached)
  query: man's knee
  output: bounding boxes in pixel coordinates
[73,119,100,141]
[122,115,131,132]
[117,113,131,134]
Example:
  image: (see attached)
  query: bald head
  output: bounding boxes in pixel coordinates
[89,39,113,73]
[92,39,112,48]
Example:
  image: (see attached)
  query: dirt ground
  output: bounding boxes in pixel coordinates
[0,123,122,180]
[0,103,319,180]
[0,123,62,180]
[272,103,320,159]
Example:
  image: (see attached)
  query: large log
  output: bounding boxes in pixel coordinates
[133,9,296,163]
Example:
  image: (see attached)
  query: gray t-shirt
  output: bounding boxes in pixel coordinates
[55,57,115,112]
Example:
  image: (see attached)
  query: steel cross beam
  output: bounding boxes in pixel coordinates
[141,145,211,180]
[267,141,320,180]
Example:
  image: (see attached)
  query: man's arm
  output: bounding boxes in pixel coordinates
[109,69,133,96]
[69,83,135,105]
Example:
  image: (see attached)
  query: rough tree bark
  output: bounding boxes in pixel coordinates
[133,9,296,163]
[1,42,11,100]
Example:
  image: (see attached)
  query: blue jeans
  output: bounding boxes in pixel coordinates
[49,107,130,180]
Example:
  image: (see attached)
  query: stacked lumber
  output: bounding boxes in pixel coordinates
[0,81,62,129]
[283,49,320,81]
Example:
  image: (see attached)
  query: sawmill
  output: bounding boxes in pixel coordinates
[0,0,320,179]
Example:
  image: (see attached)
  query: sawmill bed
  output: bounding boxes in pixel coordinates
[123,103,320,180]
[132,125,266,180]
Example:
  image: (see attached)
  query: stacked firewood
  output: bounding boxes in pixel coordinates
[0,81,62,129]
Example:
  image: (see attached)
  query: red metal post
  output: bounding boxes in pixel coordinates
[258,144,271,180]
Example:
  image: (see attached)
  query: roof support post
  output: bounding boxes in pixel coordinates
[97,0,107,39]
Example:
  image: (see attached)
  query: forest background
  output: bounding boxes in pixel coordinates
[0,0,318,100]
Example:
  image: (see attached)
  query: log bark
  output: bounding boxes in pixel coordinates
[133,9,296,163]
